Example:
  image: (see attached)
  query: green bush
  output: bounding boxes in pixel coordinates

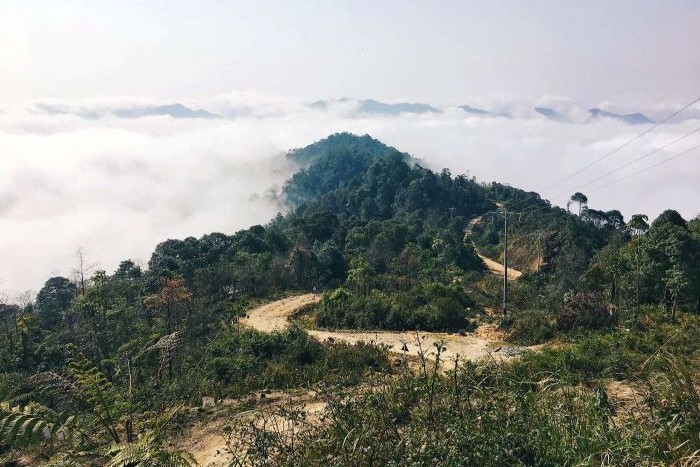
[503,310,555,345]
[316,282,477,332]
[202,325,390,396]
[557,292,614,331]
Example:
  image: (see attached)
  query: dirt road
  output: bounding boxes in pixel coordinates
[243,294,529,363]
[479,253,522,280]
[176,390,325,467]
[466,215,522,280]
[182,293,531,465]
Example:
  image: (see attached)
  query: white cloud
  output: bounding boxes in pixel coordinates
[1,93,699,293]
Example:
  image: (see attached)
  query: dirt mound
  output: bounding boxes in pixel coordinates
[475,323,508,341]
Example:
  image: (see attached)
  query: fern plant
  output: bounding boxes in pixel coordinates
[103,430,195,467]
[0,401,85,449]
[0,352,194,466]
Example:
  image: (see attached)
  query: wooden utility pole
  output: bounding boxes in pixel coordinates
[503,209,508,316]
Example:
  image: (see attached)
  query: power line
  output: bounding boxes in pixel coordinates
[547,96,700,189]
[552,126,700,196]
[587,143,700,194]
[503,96,699,212]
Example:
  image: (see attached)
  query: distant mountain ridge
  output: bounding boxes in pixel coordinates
[310,98,440,115]
[535,107,569,122]
[459,104,511,118]
[310,98,662,125]
[33,102,220,119]
[588,108,653,125]
[460,105,490,116]
[32,97,673,125]
[113,103,220,119]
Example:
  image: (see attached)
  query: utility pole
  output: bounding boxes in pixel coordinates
[502,209,508,316]
[636,241,641,318]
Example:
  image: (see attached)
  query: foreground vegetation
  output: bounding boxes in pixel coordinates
[1,133,698,465]
[227,310,700,466]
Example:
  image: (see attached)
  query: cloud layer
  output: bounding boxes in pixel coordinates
[1,93,699,294]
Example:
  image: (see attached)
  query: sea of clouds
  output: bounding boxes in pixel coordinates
[1,92,699,295]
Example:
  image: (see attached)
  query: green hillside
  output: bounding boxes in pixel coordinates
[1,133,699,466]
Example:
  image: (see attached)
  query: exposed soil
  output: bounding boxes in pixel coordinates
[605,379,644,421]
[466,215,523,280]
[478,253,523,280]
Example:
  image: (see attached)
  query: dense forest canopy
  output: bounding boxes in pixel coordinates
[1,132,699,465]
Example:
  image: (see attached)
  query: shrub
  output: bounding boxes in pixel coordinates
[557,292,613,331]
[202,325,390,396]
[316,282,477,332]
[503,310,555,345]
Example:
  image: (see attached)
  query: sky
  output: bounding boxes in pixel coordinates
[0,0,699,294]
[2,0,699,104]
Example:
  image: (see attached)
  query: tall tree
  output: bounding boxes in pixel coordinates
[35,276,77,330]
[568,192,588,216]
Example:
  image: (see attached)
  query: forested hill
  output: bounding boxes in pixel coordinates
[12,132,700,326]
[2,132,700,465]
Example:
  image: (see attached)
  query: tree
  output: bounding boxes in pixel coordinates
[287,245,316,288]
[317,241,347,287]
[628,214,649,236]
[35,276,77,330]
[347,257,374,296]
[144,276,192,335]
[627,214,649,316]
[641,211,699,318]
[72,247,97,295]
[568,192,588,216]
[605,210,625,229]
[396,244,419,290]
[230,301,247,333]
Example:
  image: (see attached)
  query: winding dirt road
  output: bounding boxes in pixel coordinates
[243,294,529,363]
[241,215,529,363]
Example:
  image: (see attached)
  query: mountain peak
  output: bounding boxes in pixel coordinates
[588,108,653,125]
[534,107,569,122]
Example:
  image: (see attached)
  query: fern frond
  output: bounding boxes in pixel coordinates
[67,355,121,443]
[104,430,195,467]
[0,407,54,447]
